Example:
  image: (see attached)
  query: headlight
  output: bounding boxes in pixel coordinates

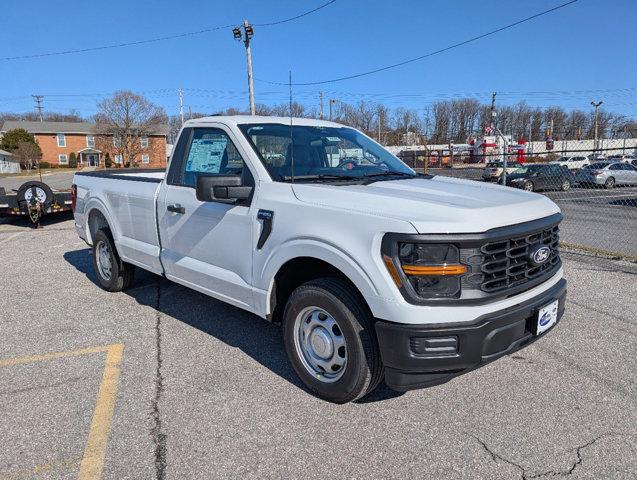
[382,241,467,301]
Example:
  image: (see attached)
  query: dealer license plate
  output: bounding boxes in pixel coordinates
[536,300,559,335]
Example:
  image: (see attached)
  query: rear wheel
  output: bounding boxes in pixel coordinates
[92,229,135,292]
[282,277,383,403]
[523,181,534,192]
[561,179,571,191]
[604,177,616,189]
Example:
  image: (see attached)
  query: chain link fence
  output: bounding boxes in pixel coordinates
[397,139,637,264]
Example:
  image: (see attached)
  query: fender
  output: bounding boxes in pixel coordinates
[258,237,382,317]
[83,197,122,246]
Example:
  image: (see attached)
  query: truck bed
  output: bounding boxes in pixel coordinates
[74,168,165,183]
[74,168,166,274]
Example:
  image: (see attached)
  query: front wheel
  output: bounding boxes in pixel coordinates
[282,278,383,403]
[561,179,571,191]
[523,181,534,192]
[92,229,135,292]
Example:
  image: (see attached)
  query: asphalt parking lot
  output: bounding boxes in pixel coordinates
[0,215,635,479]
[428,167,637,258]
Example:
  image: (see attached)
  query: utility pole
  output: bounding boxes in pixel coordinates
[591,100,603,154]
[32,95,44,122]
[189,106,192,120]
[329,99,336,121]
[528,115,533,156]
[233,21,255,115]
[378,109,382,143]
[178,88,184,126]
[319,92,324,120]
[490,92,497,132]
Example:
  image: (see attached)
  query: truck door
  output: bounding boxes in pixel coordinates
[157,126,256,312]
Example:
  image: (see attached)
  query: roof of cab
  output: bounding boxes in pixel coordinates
[183,115,345,128]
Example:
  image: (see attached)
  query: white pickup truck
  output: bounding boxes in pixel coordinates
[72,116,566,403]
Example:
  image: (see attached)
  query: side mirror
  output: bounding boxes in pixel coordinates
[196,175,252,202]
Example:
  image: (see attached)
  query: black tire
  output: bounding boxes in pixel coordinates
[561,179,571,191]
[282,277,383,403]
[523,181,534,192]
[604,177,615,189]
[92,228,135,292]
[16,181,54,207]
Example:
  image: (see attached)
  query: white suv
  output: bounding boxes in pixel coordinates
[550,155,590,170]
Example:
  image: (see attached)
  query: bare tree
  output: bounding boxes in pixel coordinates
[94,91,166,167]
[14,141,42,170]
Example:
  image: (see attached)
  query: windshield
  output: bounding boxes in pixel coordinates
[238,123,415,182]
[587,162,610,169]
[511,165,543,174]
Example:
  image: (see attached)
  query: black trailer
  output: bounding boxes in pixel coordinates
[0,180,73,225]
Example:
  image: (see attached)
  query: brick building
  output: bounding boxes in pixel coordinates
[0,120,168,168]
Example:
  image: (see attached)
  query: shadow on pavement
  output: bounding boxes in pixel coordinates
[0,211,74,229]
[609,197,637,207]
[63,247,404,403]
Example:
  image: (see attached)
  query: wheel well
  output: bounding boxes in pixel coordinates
[87,209,110,244]
[269,257,368,324]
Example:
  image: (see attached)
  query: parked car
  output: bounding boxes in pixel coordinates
[482,160,523,182]
[589,153,607,162]
[506,164,574,192]
[549,155,590,170]
[606,154,637,164]
[72,115,566,403]
[575,161,637,188]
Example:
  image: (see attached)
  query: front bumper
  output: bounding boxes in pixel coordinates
[375,278,566,391]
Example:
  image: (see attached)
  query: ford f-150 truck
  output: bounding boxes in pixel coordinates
[72,116,566,403]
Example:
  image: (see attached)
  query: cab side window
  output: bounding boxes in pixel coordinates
[181,128,245,188]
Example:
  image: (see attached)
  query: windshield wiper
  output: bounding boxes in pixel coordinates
[280,174,362,182]
[361,171,418,184]
[363,171,416,178]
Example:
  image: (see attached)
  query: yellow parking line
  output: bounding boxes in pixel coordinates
[0,344,111,368]
[0,232,22,245]
[78,344,124,480]
[0,343,124,480]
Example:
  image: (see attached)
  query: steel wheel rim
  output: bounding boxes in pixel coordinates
[96,240,112,281]
[293,306,347,383]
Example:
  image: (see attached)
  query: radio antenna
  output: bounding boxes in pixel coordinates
[289,70,294,183]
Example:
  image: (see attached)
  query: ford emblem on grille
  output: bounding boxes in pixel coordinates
[529,245,551,266]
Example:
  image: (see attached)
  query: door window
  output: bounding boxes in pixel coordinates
[180,128,244,188]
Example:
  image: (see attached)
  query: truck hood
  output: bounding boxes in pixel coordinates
[291,176,560,234]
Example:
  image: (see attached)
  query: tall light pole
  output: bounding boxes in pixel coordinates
[233,21,255,115]
[591,100,603,153]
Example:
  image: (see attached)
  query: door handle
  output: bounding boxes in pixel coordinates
[167,203,185,214]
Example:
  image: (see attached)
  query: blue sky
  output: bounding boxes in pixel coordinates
[1,0,635,119]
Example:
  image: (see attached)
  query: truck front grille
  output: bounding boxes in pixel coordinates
[478,224,560,294]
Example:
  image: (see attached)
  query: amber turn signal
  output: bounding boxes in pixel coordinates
[383,255,403,288]
[401,264,467,276]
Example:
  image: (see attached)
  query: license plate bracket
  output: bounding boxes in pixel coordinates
[535,299,559,335]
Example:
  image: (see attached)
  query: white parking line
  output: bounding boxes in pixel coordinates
[557,193,637,201]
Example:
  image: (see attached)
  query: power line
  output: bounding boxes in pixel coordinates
[0,1,337,61]
[258,0,579,86]
[253,0,336,26]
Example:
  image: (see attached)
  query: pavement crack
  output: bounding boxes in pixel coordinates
[469,432,637,479]
[150,279,167,480]
[468,433,527,478]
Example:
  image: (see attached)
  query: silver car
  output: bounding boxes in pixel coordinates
[576,161,637,189]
